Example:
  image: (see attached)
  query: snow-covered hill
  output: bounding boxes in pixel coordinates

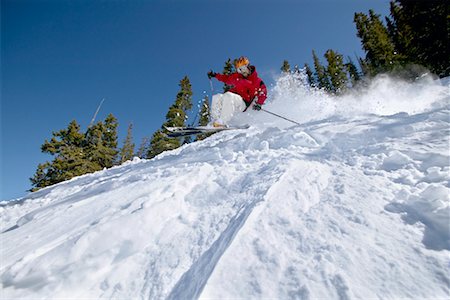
[1,74,449,299]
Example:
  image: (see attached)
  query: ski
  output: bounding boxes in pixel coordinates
[165,125,249,137]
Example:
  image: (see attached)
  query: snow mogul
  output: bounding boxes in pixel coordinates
[207,56,267,127]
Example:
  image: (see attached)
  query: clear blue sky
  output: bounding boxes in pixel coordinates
[1,0,390,200]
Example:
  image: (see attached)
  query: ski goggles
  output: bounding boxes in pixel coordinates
[237,65,250,76]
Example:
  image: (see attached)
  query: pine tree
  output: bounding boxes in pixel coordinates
[30,162,53,191]
[324,49,348,93]
[120,123,135,163]
[84,114,119,169]
[222,59,234,92]
[354,10,401,75]
[312,50,331,91]
[304,63,316,87]
[30,120,87,190]
[345,57,361,87]
[84,119,118,169]
[386,1,413,62]
[196,95,212,141]
[198,95,210,126]
[137,137,150,159]
[358,57,371,77]
[387,0,449,77]
[281,60,291,73]
[147,130,178,159]
[177,76,193,113]
[103,114,119,166]
[84,122,107,171]
[147,76,193,158]
[223,58,234,75]
[30,115,120,191]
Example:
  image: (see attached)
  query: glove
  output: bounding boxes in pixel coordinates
[253,103,262,111]
[207,70,216,79]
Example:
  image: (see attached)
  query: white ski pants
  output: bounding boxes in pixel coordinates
[211,92,247,125]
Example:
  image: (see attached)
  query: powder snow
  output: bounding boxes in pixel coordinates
[1,73,449,299]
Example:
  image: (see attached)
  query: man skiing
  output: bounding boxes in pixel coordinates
[207,56,267,127]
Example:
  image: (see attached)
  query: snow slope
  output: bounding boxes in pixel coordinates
[1,74,449,299]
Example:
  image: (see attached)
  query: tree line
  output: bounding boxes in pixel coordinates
[30,73,218,191]
[283,0,448,94]
[30,0,448,191]
[30,115,129,191]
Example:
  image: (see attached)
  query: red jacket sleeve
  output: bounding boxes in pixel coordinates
[215,73,236,85]
[255,81,267,105]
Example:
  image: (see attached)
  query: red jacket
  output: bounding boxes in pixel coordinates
[215,66,267,106]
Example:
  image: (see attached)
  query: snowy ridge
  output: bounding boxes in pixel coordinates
[1,75,449,299]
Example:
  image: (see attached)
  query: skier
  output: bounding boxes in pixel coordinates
[207,56,267,127]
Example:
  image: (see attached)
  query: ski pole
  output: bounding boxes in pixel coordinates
[260,108,301,126]
[88,98,105,129]
[209,78,214,96]
[208,78,215,108]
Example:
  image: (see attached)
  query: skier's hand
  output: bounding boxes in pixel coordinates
[207,70,216,79]
[253,103,262,111]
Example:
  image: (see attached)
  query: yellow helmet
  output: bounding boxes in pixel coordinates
[234,56,250,68]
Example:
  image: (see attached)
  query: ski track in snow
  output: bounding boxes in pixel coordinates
[1,75,449,299]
